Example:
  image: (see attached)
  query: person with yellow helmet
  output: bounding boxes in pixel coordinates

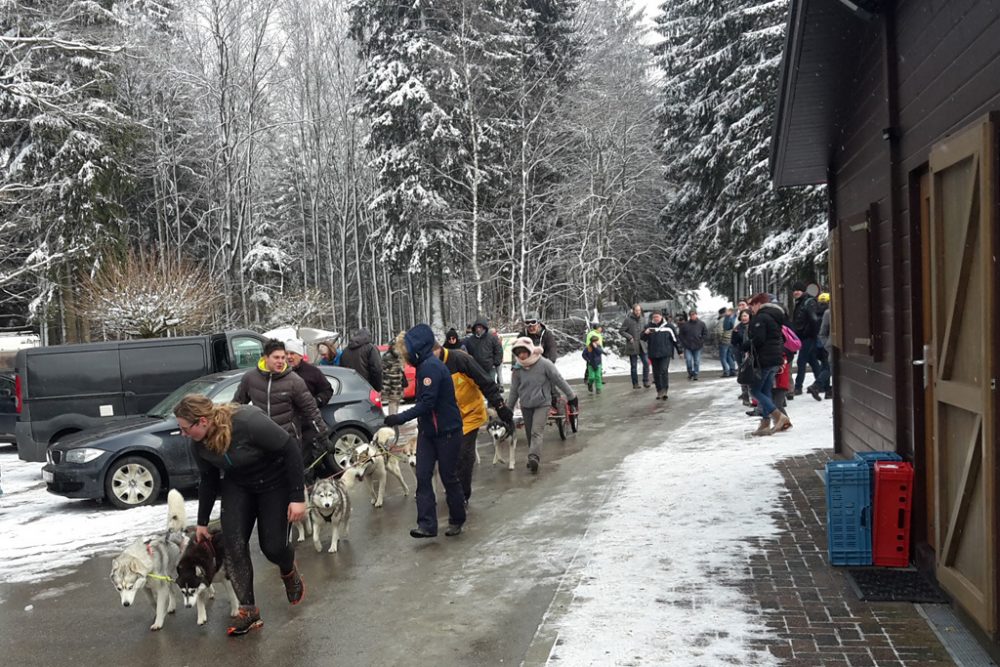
[809,292,833,400]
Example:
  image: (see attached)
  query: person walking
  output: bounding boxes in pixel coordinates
[581,333,605,394]
[791,281,823,396]
[506,337,578,473]
[433,343,513,506]
[339,328,384,392]
[586,321,604,348]
[381,333,408,416]
[744,293,791,436]
[174,396,306,636]
[642,311,681,400]
[814,292,834,399]
[463,316,503,379]
[383,324,466,538]
[620,304,651,389]
[518,314,557,361]
[443,328,464,351]
[678,310,708,380]
[285,339,339,477]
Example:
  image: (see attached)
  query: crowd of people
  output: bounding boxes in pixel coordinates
[168,289,831,636]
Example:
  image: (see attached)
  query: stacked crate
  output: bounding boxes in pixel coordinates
[825,459,872,565]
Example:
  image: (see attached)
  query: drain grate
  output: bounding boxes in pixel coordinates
[846,568,950,603]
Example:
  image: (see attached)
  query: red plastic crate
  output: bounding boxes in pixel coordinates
[872,462,914,567]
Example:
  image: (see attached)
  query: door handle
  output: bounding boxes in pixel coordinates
[912,344,930,389]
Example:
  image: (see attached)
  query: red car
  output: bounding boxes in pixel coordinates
[376,344,416,400]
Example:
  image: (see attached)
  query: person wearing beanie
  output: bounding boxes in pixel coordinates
[383,324,466,538]
[506,337,577,473]
[443,328,464,350]
[463,316,504,385]
[790,281,822,397]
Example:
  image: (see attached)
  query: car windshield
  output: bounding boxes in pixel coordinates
[146,379,218,418]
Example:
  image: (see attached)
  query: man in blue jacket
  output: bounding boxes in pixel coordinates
[384,324,466,538]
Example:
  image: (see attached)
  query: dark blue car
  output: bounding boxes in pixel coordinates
[41,366,383,508]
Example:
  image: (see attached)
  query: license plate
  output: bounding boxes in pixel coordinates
[42,470,54,483]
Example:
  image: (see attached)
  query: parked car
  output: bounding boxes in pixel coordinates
[376,344,416,400]
[0,372,15,444]
[41,366,383,509]
[15,330,267,463]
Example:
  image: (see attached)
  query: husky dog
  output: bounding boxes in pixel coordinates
[487,408,517,471]
[351,427,410,508]
[175,530,240,626]
[309,477,352,553]
[110,489,187,631]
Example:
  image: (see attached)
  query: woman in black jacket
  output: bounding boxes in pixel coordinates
[641,312,682,400]
[731,309,752,405]
[745,294,791,436]
[174,395,307,636]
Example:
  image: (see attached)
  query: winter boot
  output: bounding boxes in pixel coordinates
[751,418,773,437]
[527,454,539,473]
[587,382,593,393]
[807,385,822,401]
[227,606,263,636]
[793,387,803,396]
[770,410,790,433]
[825,390,833,400]
[280,565,305,605]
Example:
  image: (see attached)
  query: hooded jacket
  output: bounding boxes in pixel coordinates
[463,316,504,374]
[393,324,462,437]
[233,359,327,439]
[339,328,383,392]
[747,303,788,369]
[192,405,305,526]
[437,347,504,435]
[507,339,576,410]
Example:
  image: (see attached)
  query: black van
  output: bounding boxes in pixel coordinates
[14,331,266,462]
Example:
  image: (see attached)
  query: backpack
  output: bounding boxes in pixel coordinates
[782,325,802,352]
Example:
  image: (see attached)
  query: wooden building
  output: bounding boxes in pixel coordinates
[771,0,1000,644]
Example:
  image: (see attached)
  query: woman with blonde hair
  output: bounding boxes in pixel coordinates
[173,394,307,636]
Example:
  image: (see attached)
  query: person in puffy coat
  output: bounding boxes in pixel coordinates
[463,316,504,378]
[234,339,329,442]
[383,324,466,539]
[641,311,682,400]
[506,337,577,474]
[339,328,383,392]
[744,294,791,436]
[581,334,604,394]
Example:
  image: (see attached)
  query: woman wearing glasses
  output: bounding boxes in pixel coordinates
[173,394,307,636]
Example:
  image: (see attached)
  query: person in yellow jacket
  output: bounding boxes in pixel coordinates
[433,342,514,506]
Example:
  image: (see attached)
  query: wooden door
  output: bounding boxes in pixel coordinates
[928,114,997,635]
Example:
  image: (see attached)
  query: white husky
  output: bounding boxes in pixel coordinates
[309,477,352,553]
[351,427,410,508]
[110,489,187,631]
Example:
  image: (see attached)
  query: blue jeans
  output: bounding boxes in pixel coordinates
[719,344,735,375]
[629,351,650,387]
[794,337,823,390]
[750,366,781,415]
[684,348,702,377]
[415,429,466,533]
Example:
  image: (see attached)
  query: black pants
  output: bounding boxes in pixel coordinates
[221,481,295,606]
[457,429,479,503]
[415,429,466,533]
[650,356,671,392]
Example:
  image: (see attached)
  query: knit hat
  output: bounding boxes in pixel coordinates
[511,336,543,367]
[791,281,807,292]
[445,328,459,341]
[285,339,305,356]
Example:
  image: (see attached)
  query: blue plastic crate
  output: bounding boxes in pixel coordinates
[826,460,872,566]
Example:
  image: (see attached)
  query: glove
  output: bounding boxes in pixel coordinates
[568,396,579,411]
[384,414,403,428]
[496,404,514,425]
[315,434,335,453]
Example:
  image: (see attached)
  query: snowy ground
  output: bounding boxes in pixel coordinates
[537,382,833,666]
[555,349,632,379]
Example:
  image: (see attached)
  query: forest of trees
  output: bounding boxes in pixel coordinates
[0,0,826,344]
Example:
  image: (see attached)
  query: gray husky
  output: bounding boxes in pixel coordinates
[110,489,187,631]
[309,477,352,553]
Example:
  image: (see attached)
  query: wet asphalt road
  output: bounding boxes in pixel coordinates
[0,372,714,667]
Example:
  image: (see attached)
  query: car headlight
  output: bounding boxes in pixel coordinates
[65,448,106,464]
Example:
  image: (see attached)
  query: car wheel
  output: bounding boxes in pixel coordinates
[104,456,162,509]
[332,427,369,470]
